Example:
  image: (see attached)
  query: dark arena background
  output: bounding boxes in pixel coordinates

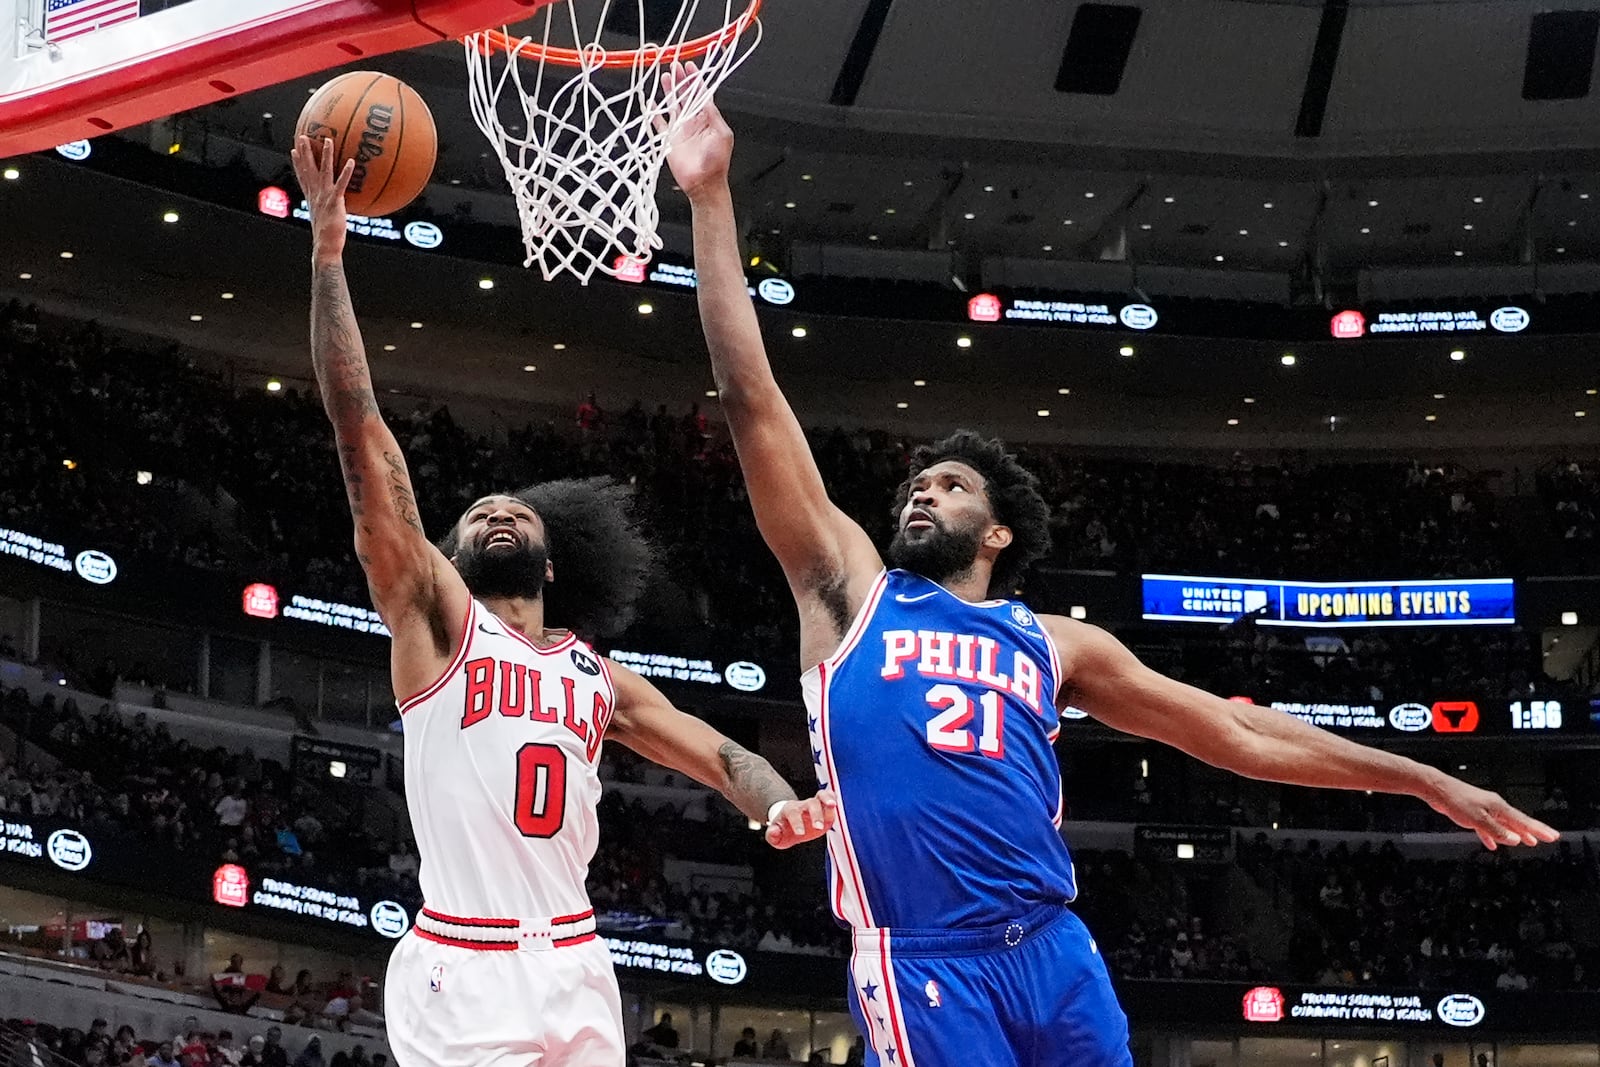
[2,0,1600,1064]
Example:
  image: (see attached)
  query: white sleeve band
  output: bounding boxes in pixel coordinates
[766,801,789,825]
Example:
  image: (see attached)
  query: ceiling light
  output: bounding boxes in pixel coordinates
[1277,240,1289,247]
[983,185,995,193]
[1472,195,1484,203]
[189,314,203,321]
[59,251,73,259]
[1450,349,1465,361]
[1214,255,1225,262]
[522,364,536,372]
[1587,388,1598,395]
[705,389,718,398]
[1063,219,1074,226]
[1263,201,1274,209]
[1453,250,1464,256]
[956,336,973,348]
[266,380,282,393]
[1042,245,1053,251]
[1163,196,1174,204]
[1578,410,1589,418]
[903,180,913,187]
[637,303,654,315]
[18,273,31,280]
[136,471,153,485]
[963,212,975,220]
[1433,393,1446,399]
[1238,229,1249,236]
[869,235,879,241]
[479,278,495,290]
[1583,193,1592,200]
[1569,219,1578,226]
[1425,414,1437,422]
[1119,345,1135,357]
[1036,409,1051,417]
[553,343,566,350]
[884,208,896,215]
[1084,192,1095,199]
[913,379,926,387]
[1558,247,1567,253]
[1058,387,1071,395]
[791,326,808,338]
[162,210,180,223]
[410,321,423,329]
[221,292,234,300]
[1226,418,1239,426]
[801,174,813,181]
[62,459,76,470]
[896,401,908,409]
[1243,397,1255,404]
[1463,224,1474,231]
[1562,611,1580,625]
[783,201,796,209]
[1367,199,1378,207]
[1281,354,1296,366]
[1360,227,1371,234]
[1139,223,1152,230]
[1,168,17,181]
[382,344,396,352]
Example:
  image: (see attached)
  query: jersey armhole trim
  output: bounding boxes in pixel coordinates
[804,569,890,682]
[1039,617,1066,707]
[397,599,476,714]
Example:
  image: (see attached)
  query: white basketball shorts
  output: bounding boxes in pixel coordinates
[385,912,624,1067]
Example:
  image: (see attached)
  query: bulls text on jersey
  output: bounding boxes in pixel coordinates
[460,657,613,763]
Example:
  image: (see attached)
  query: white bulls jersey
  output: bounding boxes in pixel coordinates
[396,598,616,921]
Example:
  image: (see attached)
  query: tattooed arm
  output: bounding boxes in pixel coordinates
[291,136,470,696]
[606,661,835,849]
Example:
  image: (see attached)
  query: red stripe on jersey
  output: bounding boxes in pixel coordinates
[550,931,596,947]
[420,908,518,928]
[494,618,579,658]
[878,930,917,1067]
[397,600,476,713]
[816,660,874,927]
[550,908,594,926]
[413,928,517,951]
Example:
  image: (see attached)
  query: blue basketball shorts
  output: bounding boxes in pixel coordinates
[844,904,1133,1067]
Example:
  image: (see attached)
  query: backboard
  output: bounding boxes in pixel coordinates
[0,0,558,159]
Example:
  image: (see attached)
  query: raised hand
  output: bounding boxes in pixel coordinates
[1424,776,1559,851]
[662,61,734,201]
[764,790,838,850]
[289,135,356,261]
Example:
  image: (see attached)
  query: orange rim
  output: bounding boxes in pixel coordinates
[474,0,761,68]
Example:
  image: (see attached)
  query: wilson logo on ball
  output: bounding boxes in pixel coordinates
[346,103,395,198]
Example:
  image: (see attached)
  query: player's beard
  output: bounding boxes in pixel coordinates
[454,538,549,600]
[887,518,984,588]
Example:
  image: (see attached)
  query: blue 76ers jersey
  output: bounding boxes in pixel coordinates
[801,569,1078,931]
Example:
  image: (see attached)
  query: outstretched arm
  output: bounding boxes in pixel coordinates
[665,73,881,653]
[1047,616,1559,852]
[292,136,468,694]
[605,660,835,849]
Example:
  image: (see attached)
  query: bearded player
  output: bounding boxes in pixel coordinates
[662,77,1559,1067]
[292,136,834,1067]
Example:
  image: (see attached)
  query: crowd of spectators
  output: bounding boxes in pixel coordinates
[6,303,1600,673]
[0,1012,378,1067]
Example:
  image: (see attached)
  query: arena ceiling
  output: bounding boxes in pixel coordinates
[6,0,1600,449]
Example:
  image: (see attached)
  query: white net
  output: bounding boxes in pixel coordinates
[464,0,763,284]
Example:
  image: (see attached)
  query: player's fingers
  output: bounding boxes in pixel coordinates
[322,137,336,182]
[335,157,356,196]
[1502,806,1558,844]
[765,823,789,849]
[785,805,808,838]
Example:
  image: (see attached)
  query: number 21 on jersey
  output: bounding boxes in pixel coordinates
[925,684,1005,758]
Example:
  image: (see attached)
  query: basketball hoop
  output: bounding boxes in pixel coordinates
[464,0,763,284]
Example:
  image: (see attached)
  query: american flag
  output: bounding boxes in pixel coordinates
[44,0,140,43]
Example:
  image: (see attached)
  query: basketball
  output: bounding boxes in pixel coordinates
[295,71,436,218]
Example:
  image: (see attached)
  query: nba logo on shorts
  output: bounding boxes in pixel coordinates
[924,980,941,1008]
[429,965,445,993]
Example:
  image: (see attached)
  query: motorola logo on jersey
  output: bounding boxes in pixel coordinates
[1388,703,1432,732]
[569,648,601,677]
[1489,307,1530,333]
[1437,993,1486,1027]
[370,900,411,939]
[757,278,796,306]
[213,864,250,908]
[724,662,767,693]
[1119,304,1158,330]
[46,829,92,872]
[705,949,748,985]
[1432,701,1480,734]
[1242,986,1285,1023]
[403,221,444,249]
[73,549,117,585]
